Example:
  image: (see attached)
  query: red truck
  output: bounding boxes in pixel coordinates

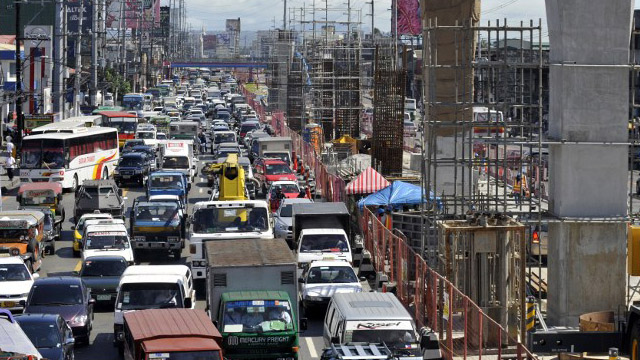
[123,308,223,360]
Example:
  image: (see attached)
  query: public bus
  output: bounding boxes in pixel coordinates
[473,107,505,138]
[30,116,99,135]
[19,126,119,191]
[97,111,138,147]
[122,93,144,114]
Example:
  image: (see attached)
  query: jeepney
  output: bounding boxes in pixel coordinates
[19,206,59,255]
[0,210,45,273]
[150,115,171,136]
[17,182,65,222]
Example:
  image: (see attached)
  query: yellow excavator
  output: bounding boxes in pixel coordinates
[203,153,248,201]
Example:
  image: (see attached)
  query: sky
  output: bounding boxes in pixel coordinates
[182,0,640,33]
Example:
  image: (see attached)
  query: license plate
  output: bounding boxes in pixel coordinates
[123,175,131,179]
[0,301,16,307]
[97,295,112,301]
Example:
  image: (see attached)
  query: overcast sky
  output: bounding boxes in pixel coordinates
[181,0,640,33]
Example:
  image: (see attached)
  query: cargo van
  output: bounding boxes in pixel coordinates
[323,293,425,359]
[159,140,196,181]
[113,265,196,347]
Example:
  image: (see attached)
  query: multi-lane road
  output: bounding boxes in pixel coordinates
[6,154,325,360]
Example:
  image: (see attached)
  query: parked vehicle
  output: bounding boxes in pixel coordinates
[0,256,38,312]
[24,276,95,344]
[74,180,126,220]
[123,309,223,360]
[16,313,75,360]
[0,309,44,359]
[130,200,184,258]
[205,238,305,359]
[76,255,129,304]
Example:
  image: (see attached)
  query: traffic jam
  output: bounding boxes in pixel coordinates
[0,71,438,360]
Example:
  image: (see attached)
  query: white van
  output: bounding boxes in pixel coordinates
[324,292,423,359]
[113,265,196,345]
[159,140,196,181]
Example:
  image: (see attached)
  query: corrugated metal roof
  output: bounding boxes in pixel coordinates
[205,238,295,267]
[124,309,221,345]
[331,293,413,321]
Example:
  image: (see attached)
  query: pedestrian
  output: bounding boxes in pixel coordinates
[5,136,13,158]
[513,174,523,204]
[5,154,15,181]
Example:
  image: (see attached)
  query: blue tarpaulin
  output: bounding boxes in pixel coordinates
[357,181,440,210]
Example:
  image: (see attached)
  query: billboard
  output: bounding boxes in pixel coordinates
[66,0,92,66]
[217,33,230,45]
[396,0,421,36]
[226,18,240,33]
[202,35,218,51]
[125,0,159,29]
[106,0,120,28]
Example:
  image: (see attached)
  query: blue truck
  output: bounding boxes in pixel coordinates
[146,171,190,206]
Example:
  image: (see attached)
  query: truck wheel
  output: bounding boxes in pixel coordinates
[71,175,79,193]
[631,323,640,360]
[48,241,56,255]
[73,249,80,257]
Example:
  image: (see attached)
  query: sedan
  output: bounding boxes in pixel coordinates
[274,198,313,248]
[16,313,75,358]
[76,255,129,305]
[299,260,363,312]
[0,257,38,312]
[24,277,95,344]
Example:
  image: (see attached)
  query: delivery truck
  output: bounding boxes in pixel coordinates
[256,137,293,166]
[205,238,305,360]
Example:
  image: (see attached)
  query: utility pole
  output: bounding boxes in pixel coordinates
[53,0,64,114]
[73,2,83,115]
[15,0,23,148]
[283,0,287,30]
[367,0,374,39]
[90,0,98,107]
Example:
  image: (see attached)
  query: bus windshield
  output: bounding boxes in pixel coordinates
[21,139,65,169]
[123,96,143,111]
[192,207,268,233]
[107,119,137,133]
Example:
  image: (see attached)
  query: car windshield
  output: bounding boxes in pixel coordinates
[118,283,183,310]
[215,133,235,143]
[273,184,299,194]
[0,263,30,281]
[119,157,143,168]
[349,329,417,350]
[306,266,358,284]
[163,156,189,169]
[157,133,167,140]
[0,229,29,242]
[222,300,293,333]
[192,207,268,233]
[85,234,129,250]
[30,284,83,305]
[82,186,116,198]
[279,205,293,217]
[265,163,292,175]
[123,140,145,151]
[137,132,155,139]
[266,152,291,165]
[240,124,257,133]
[300,234,349,252]
[81,258,128,277]
[135,204,178,221]
[21,191,55,205]
[19,322,61,348]
[150,175,183,189]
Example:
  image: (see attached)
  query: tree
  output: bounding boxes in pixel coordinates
[103,67,131,101]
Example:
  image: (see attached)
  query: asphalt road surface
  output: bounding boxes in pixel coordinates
[5,153,325,360]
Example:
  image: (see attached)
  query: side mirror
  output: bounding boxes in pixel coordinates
[359,276,367,282]
[32,273,40,279]
[184,298,193,308]
[65,337,75,345]
[300,318,307,331]
[330,336,339,344]
[89,298,96,305]
[297,277,304,283]
[207,190,212,195]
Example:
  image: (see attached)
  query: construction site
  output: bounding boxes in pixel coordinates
[247,0,640,358]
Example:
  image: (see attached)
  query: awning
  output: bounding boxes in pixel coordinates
[345,166,390,195]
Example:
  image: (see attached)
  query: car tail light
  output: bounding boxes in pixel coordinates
[532,231,539,244]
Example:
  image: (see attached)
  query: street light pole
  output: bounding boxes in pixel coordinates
[15,0,23,149]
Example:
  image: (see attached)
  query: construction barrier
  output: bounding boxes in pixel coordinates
[360,207,537,360]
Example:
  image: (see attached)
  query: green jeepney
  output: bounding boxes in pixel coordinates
[150,115,171,136]
[93,106,123,114]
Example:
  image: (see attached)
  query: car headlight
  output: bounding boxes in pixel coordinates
[71,315,88,326]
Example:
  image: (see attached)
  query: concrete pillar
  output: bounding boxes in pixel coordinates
[545,0,633,325]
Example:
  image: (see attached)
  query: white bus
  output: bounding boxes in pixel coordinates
[473,106,505,138]
[20,126,119,191]
[30,116,100,135]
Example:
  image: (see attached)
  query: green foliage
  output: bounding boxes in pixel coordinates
[103,67,131,101]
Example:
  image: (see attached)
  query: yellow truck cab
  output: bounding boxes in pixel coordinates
[206,154,248,201]
[0,210,45,273]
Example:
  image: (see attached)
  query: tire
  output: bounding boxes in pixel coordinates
[630,322,640,360]
[71,175,79,193]
[48,241,55,255]
[73,248,81,257]
[102,168,109,180]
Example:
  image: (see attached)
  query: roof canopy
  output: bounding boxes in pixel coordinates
[345,167,390,195]
[357,181,440,209]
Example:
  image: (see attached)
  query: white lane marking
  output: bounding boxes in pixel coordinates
[305,336,318,359]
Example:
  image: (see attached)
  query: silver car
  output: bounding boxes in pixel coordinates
[274,198,313,248]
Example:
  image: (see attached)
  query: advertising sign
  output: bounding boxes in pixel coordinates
[396,0,421,36]
[226,18,241,33]
[24,114,54,133]
[202,35,218,51]
[66,0,93,65]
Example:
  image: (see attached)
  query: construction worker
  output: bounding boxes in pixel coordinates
[513,174,524,204]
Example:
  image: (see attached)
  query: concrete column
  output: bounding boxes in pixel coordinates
[545,0,633,325]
